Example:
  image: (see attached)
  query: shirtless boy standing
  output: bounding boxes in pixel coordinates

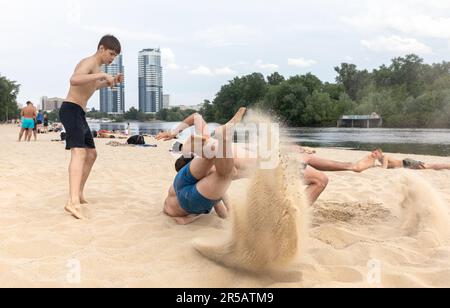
[60,35,123,219]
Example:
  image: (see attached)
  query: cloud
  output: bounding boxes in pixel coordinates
[189,66,213,76]
[288,58,317,68]
[361,35,432,54]
[255,60,279,71]
[195,24,262,47]
[341,1,450,39]
[214,67,236,76]
[84,25,176,42]
[344,56,354,62]
[161,48,180,70]
[188,66,236,76]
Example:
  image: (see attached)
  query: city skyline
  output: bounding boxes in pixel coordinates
[2,1,450,110]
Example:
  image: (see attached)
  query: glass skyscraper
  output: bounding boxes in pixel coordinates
[100,54,125,114]
[139,48,163,114]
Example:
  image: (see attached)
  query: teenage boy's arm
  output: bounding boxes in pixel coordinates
[382,156,389,169]
[96,73,123,90]
[156,113,207,141]
[70,60,115,87]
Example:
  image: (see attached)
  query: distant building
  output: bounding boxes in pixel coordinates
[337,112,383,128]
[100,54,125,114]
[163,94,170,110]
[41,96,64,111]
[139,48,163,114]
[171,104,203,112]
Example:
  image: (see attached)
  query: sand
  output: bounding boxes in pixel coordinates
[0,124,449,288]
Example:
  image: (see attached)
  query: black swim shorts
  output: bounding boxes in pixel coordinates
[59,102,96,150]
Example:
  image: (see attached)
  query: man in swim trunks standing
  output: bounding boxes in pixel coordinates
[60,35,123,219]
[18,101,37,142]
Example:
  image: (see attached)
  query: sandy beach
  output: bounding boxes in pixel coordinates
[0,123,449,288]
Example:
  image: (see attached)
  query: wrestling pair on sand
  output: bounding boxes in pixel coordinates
[158,108,331,225]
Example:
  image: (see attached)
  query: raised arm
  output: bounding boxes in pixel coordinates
[96,73,123,90]
[156,113,209,141]
[70,60,114,87]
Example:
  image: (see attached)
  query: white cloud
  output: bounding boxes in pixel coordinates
[161,48,180,70]
[188,66,236,77]
[84,25,176,42]
[344,56,354,62]
[189,66,213,76]
[361,35,432,54]
[255,60,279,71]
[214,67,236,76]
[341,1,450,39]
[195,24,262,47]
[288,58,317,68]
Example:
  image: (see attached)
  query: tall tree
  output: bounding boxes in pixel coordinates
[212,73,268,123]
[335,63,370,101]
[0,75,21,121]
[267,72,285,86]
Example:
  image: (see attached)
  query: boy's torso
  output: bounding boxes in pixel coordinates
[66,56,101,109]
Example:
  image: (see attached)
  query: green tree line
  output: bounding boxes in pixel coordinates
[0,75,20,122]
[199,54,450,128]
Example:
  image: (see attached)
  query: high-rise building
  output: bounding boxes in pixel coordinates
[41,96,64,111]
[100,55,125,114]
[163,94,170,110]
[139,49,163,114]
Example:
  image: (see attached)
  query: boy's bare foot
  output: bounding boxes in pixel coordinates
[80,196,89,205]
[227,107,247,126]
[65,202,84,220]
[214,107,247,137]
[214,201,228,219]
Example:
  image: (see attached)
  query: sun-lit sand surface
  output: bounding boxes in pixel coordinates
[0,124,449,288]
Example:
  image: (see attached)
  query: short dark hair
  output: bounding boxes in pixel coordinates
[98,35,121,54]
[26,101,32,105]
[175,155,195,172]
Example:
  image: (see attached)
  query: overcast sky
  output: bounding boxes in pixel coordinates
[1,0,450,109]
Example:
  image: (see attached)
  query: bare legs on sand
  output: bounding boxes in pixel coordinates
[174,108,247,225]
[65,148,97,219]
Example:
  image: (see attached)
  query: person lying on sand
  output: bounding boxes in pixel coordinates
[371,149,450,170]
[97,130,128,139]
[298,148,450,173]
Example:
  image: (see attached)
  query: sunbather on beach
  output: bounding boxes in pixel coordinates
[299,148,450,173]
[372,149,450,170]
